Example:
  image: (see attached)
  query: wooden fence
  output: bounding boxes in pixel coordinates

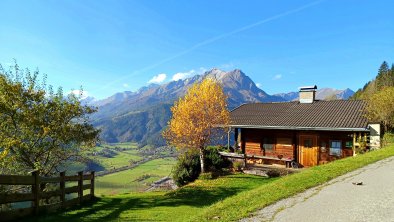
[0,171,95,221]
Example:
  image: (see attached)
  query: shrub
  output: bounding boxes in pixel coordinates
[205,146,232,172]
[198,172,214,180]
[266,169,281,178]
[172,151,201,186]
[172,146,232,186]
[233,161,243,172]
[383,132,394,147]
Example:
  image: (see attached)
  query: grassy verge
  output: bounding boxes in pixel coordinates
[30,174,273,222]
[31,145,394,222]
[192,144,394,221]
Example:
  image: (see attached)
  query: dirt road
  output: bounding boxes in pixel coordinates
[241,156,394,222]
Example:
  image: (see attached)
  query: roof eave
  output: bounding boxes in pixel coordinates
[226,125,370,132]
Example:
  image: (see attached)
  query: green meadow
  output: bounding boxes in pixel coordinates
[93,143,143,170]
[95,157,176,195]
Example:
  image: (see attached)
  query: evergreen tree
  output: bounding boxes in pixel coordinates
[351,61,394,99]
[391,63,394,87]
[376,61,390,89]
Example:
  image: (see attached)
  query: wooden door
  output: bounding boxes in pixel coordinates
[299,135,318,167]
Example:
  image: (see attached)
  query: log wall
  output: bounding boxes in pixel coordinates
[240,128,360,166]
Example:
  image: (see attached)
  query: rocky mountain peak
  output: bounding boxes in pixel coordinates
[204,68,227,80]
[138,83,160,93]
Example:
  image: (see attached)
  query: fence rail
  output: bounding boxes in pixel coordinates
[0,171,95,221]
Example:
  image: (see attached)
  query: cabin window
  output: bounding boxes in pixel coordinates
[262,137,274,151]
[345,141,353,148]
[329,140,342,156]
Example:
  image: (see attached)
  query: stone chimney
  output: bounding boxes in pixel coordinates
[299,85,317,103]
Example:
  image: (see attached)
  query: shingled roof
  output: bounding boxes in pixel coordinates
[230,100,369,131]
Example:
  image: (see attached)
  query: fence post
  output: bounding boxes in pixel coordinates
[60,171,66,208]
[31,170,40,215]
[78,171,83,204]
[90,171,95,200]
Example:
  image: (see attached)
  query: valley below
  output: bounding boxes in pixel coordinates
[68,142,177,195]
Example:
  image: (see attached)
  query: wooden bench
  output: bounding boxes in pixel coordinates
[246,154,294,168]
[218,151,295,168]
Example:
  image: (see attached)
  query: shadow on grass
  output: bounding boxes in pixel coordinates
[27,175,272,222]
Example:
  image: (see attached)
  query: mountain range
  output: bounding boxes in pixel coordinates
[274,87,355,101]
[85,69,354,146]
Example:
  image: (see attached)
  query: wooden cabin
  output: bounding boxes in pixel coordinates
[227,86,381,167]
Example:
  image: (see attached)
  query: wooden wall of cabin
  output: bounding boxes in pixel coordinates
[242,129,296,159]
[318,131,355,163]
[240,128,361,165]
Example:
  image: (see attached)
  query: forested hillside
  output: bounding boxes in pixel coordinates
[352,61,394,132]
[352,61,394,99]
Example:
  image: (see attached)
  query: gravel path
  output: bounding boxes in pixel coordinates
[241,156,394,222]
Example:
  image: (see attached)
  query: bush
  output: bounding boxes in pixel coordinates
[233,161,243,172]
[383,132,394,147]
[172,146,232,186]
[198,172,214,180]
[172,151,201,186]
[205,146,232,172]
[266,169,281,178]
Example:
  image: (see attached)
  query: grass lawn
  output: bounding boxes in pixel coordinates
[31,174,272,222]
[95,158,176,195]
[32,145,394,222]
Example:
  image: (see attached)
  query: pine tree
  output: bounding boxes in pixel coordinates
[390,63,394,87]
[376,61,390,89]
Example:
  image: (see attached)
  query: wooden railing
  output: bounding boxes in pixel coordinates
[0,171,95,221]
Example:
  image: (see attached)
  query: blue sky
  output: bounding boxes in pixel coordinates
[1,0,393,99]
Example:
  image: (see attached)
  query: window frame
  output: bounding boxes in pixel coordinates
[329,140,342,156]
[261,137,275,152]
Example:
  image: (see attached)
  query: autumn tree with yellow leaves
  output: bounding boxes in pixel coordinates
[365,87,394,132]
[163,78,229,173]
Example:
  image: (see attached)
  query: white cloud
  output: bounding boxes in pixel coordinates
[123,83,129,88]
[256,83,262,88]
[69,89,89,99]
[148,73,167,84]
[172,69,196,81]
[273,74,282,80]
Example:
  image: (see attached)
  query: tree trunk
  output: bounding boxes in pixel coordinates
[199,147,205,173]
